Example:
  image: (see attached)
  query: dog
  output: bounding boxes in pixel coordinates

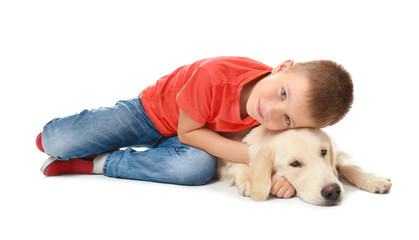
[216,126,392,206]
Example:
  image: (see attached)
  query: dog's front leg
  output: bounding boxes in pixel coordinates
[233,164,252,197]
[337,152,392,194]
[249,147,273,201]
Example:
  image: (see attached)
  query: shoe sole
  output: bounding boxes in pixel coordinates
[41,156,57,175]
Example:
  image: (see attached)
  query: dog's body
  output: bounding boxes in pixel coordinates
[216,126,391,206]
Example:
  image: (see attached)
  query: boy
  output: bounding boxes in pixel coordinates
[36,56,353,199]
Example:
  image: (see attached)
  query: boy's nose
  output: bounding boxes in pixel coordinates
[265,101,282,119]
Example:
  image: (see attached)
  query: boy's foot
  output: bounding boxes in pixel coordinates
[36,132,45,152]
[41,156,94,176]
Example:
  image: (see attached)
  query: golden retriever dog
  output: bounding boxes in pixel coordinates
[217,126,392,206]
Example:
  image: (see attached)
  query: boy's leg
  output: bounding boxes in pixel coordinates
[41,98,163,160]
[104,136,217,186]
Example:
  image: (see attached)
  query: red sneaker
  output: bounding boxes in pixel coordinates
[36,132,45,153]
[41,157,94,176]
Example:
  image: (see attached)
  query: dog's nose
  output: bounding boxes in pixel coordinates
[321,183,341,201]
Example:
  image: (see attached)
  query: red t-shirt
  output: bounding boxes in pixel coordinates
[141,56,272,136]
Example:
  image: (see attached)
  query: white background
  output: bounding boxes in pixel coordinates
[1,0,418,239]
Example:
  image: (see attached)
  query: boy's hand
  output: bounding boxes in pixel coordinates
[270,173,296,198]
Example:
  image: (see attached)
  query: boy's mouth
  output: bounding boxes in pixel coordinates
[257,100,264,119]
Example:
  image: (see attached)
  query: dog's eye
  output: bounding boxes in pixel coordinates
[321,149,327,157]
[290,160,301,167]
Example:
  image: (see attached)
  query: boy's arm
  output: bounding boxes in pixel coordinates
[177,109,250,164]
[179,109,296,197]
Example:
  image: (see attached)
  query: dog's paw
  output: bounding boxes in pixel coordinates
[250,186,270,201]
[236,180,251,197]
[250,180,271,201]
[359,173,392,194]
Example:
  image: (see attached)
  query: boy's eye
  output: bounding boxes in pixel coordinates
[281,88,287,100]
[285,115,291,126]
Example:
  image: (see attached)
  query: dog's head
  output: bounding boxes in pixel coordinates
[246,127,343,206]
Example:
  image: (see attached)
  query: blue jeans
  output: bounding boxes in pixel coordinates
[42,97,217,186]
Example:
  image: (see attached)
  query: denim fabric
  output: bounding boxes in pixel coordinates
[42,97,216,186]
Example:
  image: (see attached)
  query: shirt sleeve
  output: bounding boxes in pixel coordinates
[176,67,212,124]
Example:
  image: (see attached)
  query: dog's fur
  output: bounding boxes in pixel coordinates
[216,126,391,206]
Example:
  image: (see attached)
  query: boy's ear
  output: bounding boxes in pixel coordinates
[272,60,294,74]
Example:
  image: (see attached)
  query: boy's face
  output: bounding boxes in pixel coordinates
[246,61,314,131]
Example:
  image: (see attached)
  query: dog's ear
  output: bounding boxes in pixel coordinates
[326,134,355,176]
[325,133,339,178]
[249,146,274,201]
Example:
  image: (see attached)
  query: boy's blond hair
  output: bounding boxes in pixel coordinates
[288,60,354,127]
